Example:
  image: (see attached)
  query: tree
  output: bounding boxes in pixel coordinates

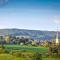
[44,40,49,47]
[5,36,11,44]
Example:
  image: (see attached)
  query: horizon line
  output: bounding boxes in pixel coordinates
[0,28,59,31]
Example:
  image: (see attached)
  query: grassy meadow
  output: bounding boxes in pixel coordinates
[0,45,60,60]
[4,45,48,53]
[0,54,27,60]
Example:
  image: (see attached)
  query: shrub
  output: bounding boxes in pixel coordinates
[11,51,22,57]
[32,52,42,60]
[0,45,6,53]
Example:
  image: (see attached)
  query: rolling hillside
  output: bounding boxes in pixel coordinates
[0,29,60,41]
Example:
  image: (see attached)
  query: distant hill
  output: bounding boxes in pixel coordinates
[0,29,60,41]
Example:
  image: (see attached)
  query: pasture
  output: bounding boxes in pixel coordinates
[0,54,27,60]
[4,45,48,53]
[0,45,60,60]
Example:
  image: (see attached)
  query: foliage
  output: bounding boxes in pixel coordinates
[32,52,42,60]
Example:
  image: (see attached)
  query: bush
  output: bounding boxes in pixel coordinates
[4,49,9,54]
[11,51,22,57]
[32,52,42,60]
[0,45,6,53]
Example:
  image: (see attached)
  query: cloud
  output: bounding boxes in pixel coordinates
[53,16,60,24]
[54,20,60,24]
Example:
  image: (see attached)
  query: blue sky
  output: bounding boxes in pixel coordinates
[0,0,60,31]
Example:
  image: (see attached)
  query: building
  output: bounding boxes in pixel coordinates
[16,35,31,39]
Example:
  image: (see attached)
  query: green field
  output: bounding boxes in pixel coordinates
[0,54,27,60]
[0,54,60,60]
[0,45,60,60]
[43,58,60,60]
[4,45,48,53]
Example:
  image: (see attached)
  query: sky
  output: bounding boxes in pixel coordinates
[0,0,60,31]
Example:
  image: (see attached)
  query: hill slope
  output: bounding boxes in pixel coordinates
[0,29,60,41]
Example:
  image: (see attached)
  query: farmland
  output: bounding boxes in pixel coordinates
[0,54,27,60]
[4,45,48,53]
[0,54,60,60]
[0,45,60,60]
